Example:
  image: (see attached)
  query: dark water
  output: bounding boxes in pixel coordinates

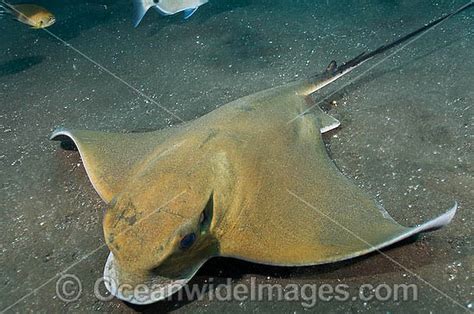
[1,0,472,312]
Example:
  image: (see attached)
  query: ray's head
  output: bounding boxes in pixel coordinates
[102,165,219,304]
[49,127,231,304]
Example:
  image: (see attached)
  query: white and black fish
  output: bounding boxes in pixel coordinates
[132,0,208,27]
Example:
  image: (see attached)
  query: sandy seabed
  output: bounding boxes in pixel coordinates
[1,0,472,312]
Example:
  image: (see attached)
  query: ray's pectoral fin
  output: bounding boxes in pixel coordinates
[330,203,459,263]
[221,176,458,267]
[291,200,457,266]
[50,128,167,203]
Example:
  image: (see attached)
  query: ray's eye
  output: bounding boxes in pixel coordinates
[180,233,196,250]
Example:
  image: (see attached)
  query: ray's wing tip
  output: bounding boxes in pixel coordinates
[416,201,458,233]
[441,200,458,225]
[49,127,72,141]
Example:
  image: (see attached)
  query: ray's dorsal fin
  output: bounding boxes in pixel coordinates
[298,1,474,96]
[325,60,337,73]
[50,128,169,203]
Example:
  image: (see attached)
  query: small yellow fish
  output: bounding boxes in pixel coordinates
[0,1,55,29]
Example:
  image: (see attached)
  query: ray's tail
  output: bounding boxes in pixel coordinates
[303,1,474,95]
[333,1,474,76]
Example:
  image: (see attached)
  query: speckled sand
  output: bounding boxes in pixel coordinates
[1,0,472,312]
